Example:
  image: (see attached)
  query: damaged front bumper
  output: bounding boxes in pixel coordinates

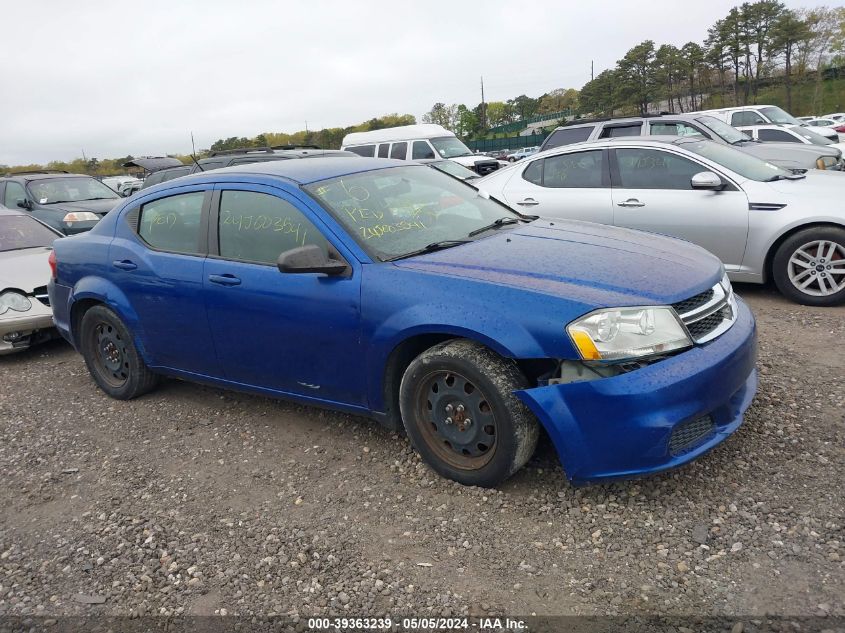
[516,297,758,484]
[0,301,56,355]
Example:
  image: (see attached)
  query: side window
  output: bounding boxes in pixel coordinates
[522,159,543,185]
[650,122,706,138]
[4,182,27,208]
[218,190,329,265]
[599,124,642,138]
[614,148,706,190]
[540,150,605,188]
[411,141,435,160]
[138,191,205,254]
[759,129,798,142]
[390,142,408,160]
[377,144,390,158]
[731,111,766,126]
[347,145,376,157]
[543,126,593,149]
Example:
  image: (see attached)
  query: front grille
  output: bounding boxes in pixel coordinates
[673,281,737,344]
[685,304,733,340]
[473,160,499,176]
[32,286,50,307]
[669,415,715,456]
[671,288,714,315]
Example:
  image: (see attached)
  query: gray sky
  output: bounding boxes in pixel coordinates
[0,0,828,166]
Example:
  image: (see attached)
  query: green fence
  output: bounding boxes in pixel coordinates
[487,109,571,135]
[465,134,547,153]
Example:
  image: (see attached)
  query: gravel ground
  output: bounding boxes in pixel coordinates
[0,284,843,627]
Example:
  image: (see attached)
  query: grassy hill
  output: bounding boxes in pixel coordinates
[704,77,845,116]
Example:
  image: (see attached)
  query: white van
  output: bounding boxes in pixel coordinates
[689,105,840,142]
[341,124,501,175]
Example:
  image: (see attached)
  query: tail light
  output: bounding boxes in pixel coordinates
[48,250,57,279]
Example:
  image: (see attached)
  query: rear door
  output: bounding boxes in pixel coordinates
[496,149,614,224]
[609,146,750,270]
[107,185,220,375]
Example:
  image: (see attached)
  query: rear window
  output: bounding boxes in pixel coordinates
[599,124,642,138]
[346,145,376,157]
[0,215,58,252]
[542,127,593,150]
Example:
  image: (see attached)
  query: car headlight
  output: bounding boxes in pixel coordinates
[63,211,100,223]
[0,291,32,315]
[567,306,692,362]
[816,156,838,170]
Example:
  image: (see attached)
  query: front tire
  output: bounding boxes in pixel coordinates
[772,226,845,306]
[399,339,539,487]
[79,305,159,399]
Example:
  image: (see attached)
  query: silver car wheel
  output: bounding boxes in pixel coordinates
[787,239,845,297]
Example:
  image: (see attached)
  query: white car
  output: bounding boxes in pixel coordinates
[737,124,845,153]
[803,118,845,142]
[476,137,845,306]
[823,113,845,122]
[691,105,840,142]
[0,206,63,354]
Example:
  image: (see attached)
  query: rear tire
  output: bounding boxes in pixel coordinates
[772,226,845,306]
[399,339,539,488]
[79,305,159,399]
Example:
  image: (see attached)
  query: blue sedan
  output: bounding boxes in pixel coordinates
[48,158,757,487]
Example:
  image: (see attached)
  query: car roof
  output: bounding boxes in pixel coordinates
[151,157,411,188]
[1,172,92,181]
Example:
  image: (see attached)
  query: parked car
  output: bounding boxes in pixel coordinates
[539,114,844,172]
[102,175,144,197]
[803,118,845,141]
[476,137,845,306]
[822,113,845,122]
[0,171,122,234]
[690,105,840,142]
[48,158,757,487]
[736,124,845,155]
[141,147,357,190]
[796,116,817,122]
[507,147,539,162]
[0,206,63,354]
[420,159,479,181]
[341,124,501,175]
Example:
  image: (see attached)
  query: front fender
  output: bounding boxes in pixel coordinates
[69,276,152,364]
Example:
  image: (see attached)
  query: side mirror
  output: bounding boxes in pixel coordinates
[690,171,724,191]
[16,198,32,210]
[277,245,348,276]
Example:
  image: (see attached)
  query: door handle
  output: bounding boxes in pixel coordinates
[517,198,540,206]
[617,199,645,208]
[112,259,137,271]
[208,273,241,286]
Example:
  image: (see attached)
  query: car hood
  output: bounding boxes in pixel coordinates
[394,219,722,308]
[0,247,53,293]
[760,170,845,202]
[742,142,840,159]
[450,155,498,168]
[49,198,122,216]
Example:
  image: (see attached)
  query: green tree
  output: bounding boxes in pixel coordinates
[617,40,657,114]
[654,44,685,112]
[771,10,813,110]
[742,0,785,100]
[579,69,620,116]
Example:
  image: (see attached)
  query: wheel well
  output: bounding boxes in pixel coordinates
[70,299,104,345]
[764,222,845,283]
[380,334,556,432]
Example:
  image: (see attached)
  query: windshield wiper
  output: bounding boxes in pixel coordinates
[765,173,805,182]
[467,216,522,237]
[384,240,472,262]
[83,197,118,201]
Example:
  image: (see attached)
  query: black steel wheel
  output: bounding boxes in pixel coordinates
[79,305,159,399]
[399,339,539,487]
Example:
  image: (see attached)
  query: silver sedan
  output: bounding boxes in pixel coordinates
[0,206,62,354]
[476,137,845,306]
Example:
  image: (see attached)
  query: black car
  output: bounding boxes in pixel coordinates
[0,171,123,235]
[141,146,358,189]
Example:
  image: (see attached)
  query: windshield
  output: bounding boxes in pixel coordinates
[760,106,802,125]
[696,116,750,144]
[28,177,119,204]
[0,215,58,252]
[305,165,523,261]
[679,139,794,181]
[788,126,833,145]
[430,136,473,158]
[428,160,478,180]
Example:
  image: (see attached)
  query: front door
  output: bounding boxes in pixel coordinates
[609,147,750,271]
[203,185,365,407]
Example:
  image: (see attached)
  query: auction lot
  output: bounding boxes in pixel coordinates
[0,284,843,621]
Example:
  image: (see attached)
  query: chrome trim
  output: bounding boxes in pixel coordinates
[675,281,737,344]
